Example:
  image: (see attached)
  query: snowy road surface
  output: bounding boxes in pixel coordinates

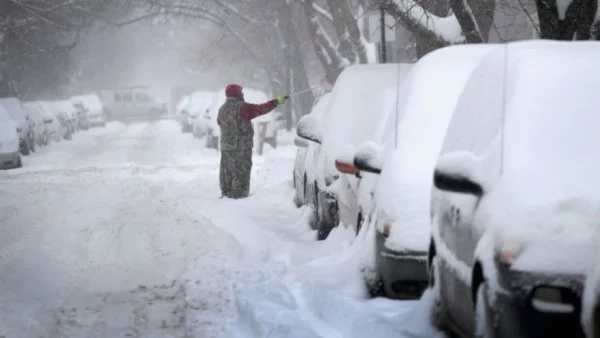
[0,121,442,338]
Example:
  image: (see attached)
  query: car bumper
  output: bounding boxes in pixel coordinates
[0,151,20,169]
[375,230,428,299]
[488,264,585,338]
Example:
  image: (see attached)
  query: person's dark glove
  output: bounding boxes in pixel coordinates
[276,95,289,105]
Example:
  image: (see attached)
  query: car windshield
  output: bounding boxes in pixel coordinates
[504,51,600,175]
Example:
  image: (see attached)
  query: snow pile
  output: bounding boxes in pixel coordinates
[297,114,323,143]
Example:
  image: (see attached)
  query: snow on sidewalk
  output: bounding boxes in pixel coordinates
[186,144,445,338]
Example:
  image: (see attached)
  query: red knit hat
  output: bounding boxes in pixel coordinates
[225,84,243,98]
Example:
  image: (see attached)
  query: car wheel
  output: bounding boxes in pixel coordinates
[429,255,450,331]
[21,140,31,156]
[29,136,36,152]
[366,273,385,297]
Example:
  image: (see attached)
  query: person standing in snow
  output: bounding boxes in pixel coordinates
[217,84,288,199]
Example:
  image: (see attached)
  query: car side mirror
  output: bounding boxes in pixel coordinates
[354,141,383,174]
[296,115,322,144]
[433,151,484,197]
[335,145,360,177]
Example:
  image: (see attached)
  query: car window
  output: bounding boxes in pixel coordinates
[135,92,151,102]
[440,57,505,159]
[123,91,133,102]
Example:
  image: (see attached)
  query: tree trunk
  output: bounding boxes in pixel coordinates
[326,0,356,63]
[337,0,369,63]
[535,0,597,40]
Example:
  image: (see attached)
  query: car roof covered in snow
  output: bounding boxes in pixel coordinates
[374,44,500,252]
[186,91,215,115]
[0,97,28,124]
[316,63,413,179]
[71,94,104,114]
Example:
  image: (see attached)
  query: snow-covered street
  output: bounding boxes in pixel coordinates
[0,120,440,338]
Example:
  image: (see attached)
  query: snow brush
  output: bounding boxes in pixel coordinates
[287,85,325,98]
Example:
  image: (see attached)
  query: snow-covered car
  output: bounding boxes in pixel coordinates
[0,97,34,155]
[0,104,22,169]
[177,91,213,136]
[205,87,279,151]
[340,45,499,299]
[23,102,49,147]
[296,63,413,240]
[71,94,105,128]
[428,41,596,337]
[293,93,332,208]
[37,101,65,142]
[50,101,73,140]
[205,89,226,149]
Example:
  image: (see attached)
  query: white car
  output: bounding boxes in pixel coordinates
[0,104,22,169]
[0,97,33,155]
[36,101,65,142]
[293,93,332,208]
[72,94,106,128]
[339,44,499,299]
[51,100,76,139]
[428,40,598,337]
[23,102,49,147]
[296,63,413,240]
[177,91,213,136]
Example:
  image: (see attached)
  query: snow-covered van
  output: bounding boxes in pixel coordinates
[296,63,413,241]
[429,40,598,337]
[339,44,499,300]
[97,86,167,122]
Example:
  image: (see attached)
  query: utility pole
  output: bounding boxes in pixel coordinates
[285,2,294,131]
[379,4,387,63]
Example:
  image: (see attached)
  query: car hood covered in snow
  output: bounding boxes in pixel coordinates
[0,97,28,130]
[473,41,600,275]
[375,44,499,253]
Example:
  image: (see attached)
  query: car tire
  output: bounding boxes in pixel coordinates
[474,281,494,338]
[21,140,31,156]
[356,212,364,236]
[29,135,35,153]
[429,256,450,332]
[16,156,22,168]
[366,273,385,297]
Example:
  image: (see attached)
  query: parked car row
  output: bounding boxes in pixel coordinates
[0,94,107,170]
[177,88,284,152]
[293,40,600,337]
